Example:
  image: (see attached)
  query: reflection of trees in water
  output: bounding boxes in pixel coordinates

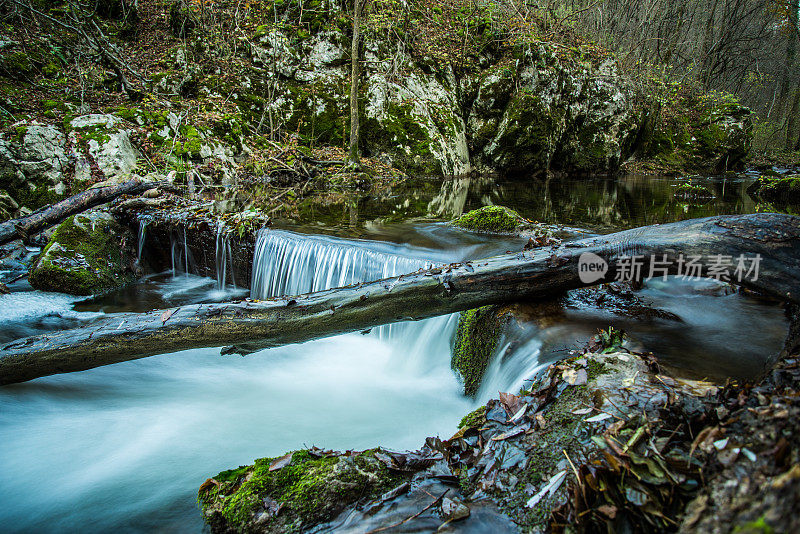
[437,174,761,231]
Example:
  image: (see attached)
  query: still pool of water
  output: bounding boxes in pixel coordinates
[0,172,791,533]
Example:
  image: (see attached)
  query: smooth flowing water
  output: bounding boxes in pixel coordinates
[0,173,791,533]
[0,230,489,533]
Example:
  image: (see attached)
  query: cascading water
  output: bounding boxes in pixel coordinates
[215,224,236,291]
[251,229,434,297]
[136,220,147,266]
[0,227,479,534]
[250,229,456,347]
[170,229,195,278]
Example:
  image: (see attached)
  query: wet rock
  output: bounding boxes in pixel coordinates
[28,211,138,295]
[198,449,407,534]
[451,205,527,234]
[0,123,69,206]
[747,174,800,208]
[674,182,716,203]
[452,305,507,396]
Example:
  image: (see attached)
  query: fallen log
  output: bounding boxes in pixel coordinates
[1,213,799,385]
[0,179,164,246]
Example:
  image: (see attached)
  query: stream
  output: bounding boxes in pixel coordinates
[0,173,790,533]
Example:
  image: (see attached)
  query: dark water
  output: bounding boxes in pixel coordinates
[275,173,762,237]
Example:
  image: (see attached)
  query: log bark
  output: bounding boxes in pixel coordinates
[1,213,799,385]
[0,179,163,246]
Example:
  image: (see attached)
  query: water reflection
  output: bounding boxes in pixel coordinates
[276,173,762,236]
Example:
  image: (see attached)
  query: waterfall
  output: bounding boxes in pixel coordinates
[250,229,457,356]
[170,230,196,278]
[251,229,435,297]
[215,224,236,290]
[136,219,148,266]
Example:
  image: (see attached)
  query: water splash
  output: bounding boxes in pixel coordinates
[475,335,548,403]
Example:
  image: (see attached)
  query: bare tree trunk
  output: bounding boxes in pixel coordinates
[1,213,799,385]
[785,0,800,150]
[347,0,362,167]
[0,179,164,246]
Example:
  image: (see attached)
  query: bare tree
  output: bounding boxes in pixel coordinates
[348,0,366,167]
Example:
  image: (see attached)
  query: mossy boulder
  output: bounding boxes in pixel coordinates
[674,182,715,202]
[747,175,800,206]
[451,205,527,234]
[198,449,406,533]
[639,90,752,174]
[29,211,138,295]
[452,305,506,396]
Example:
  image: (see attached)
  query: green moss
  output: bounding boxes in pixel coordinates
[28,214,137,295]
[491,90,558,172]
[451,205,522,233]
[200,449,405,533]
[9,182,63,210]
[361,102,438,175]
[733,516,774,534]
[748,175,800,206]
[2,51,33,76]
[458,405,487,429]
[673,182,715,205]
[452,306,503,396]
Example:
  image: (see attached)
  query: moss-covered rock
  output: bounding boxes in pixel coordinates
[28,211,138,295]
[747,175,800,206]
[637,90,752,174]
[198,449,406,533]
[674,182,715,202]
[452,305,506,396]
[451,205,526,234]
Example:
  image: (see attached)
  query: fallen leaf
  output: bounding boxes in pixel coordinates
[509,404,528,423]
[597,504,617,518]
[269,452,294,471]
[585,413,612,423]
[491,427,525,441]
[161,307,179,323]
[198,478,219,495]
[526,470,567,508]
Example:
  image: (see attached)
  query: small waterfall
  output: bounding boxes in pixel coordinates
[215,224,237,290]
[170,230,195,278]
[251,229,434,297]
[475,335,548,402]
[250,229,455,352]
[136,219,148,266]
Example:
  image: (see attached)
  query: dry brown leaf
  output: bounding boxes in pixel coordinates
[269,452,294,471]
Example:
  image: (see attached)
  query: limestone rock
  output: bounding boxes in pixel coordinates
[69,114,140,182]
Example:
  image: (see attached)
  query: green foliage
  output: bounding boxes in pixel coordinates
[458,405,487,429]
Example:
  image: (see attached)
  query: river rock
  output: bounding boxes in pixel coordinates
[28,211,139,295]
